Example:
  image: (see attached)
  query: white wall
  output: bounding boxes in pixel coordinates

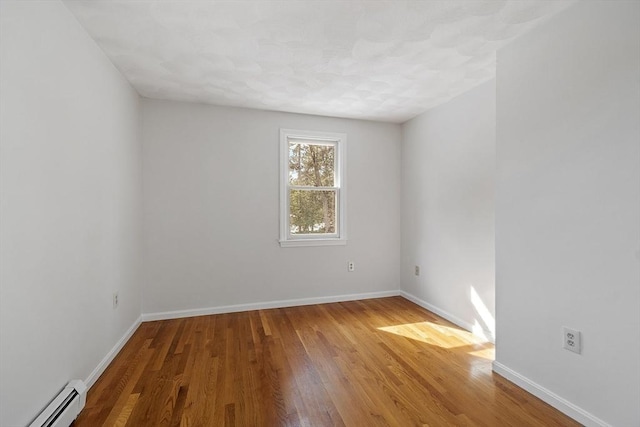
[142,100,401,315]
[0,2,142,426]
[400,81,496,340]
[495,1,640,426]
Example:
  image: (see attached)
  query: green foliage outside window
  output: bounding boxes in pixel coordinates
[288,143,336,234]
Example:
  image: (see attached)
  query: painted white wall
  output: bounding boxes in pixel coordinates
[400,81,496,339]
[495,1,640,426]
[0,2,142,426]
[142,100,401,315]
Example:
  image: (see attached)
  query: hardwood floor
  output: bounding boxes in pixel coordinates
[75,297,579,426]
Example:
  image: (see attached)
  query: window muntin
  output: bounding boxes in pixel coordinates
[280,129,346,247]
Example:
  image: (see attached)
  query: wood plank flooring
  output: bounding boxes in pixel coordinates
[75,297,580,426]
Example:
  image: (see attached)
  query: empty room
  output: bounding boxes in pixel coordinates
[1,1,638,426]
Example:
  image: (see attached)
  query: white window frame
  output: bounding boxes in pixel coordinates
[279,128,347,247]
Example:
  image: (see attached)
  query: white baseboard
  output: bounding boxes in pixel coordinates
[399,290,494,343]
[492,361,610,427]
[142,290,401,322]
[85,315,142,389]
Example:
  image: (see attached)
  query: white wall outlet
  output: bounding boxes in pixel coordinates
[415,265,420,276]
[348,261,355,272]
[113,292,119,309]
[563,327,581,354]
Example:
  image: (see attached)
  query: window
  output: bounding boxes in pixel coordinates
[280,128,347,247]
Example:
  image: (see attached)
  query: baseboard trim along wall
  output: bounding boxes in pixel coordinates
[492,361,610,427]
[399,290,495,343]
[85,315,142,389]
[141,290,401,322]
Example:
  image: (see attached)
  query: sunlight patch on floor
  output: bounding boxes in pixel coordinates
[468,346,495,360]
[378,320,491,350]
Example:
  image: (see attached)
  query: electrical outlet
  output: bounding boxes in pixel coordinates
[415,265,420,276]
[348,261,355,272]
[113,292,119,309]
[563,327,581,354]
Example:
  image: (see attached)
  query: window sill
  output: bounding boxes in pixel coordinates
[279,239,347,248]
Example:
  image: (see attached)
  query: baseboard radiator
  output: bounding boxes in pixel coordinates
[29,380,87,427]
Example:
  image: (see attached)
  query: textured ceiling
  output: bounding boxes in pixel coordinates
[63,0,573,123]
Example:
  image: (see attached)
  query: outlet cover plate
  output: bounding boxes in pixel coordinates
[563,327,581,354]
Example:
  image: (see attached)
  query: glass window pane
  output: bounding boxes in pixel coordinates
[289,142,334,187]
[289,189,336,234]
